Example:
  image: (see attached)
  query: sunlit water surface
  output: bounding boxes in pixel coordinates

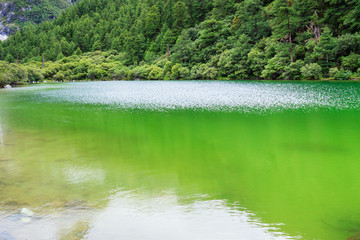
[0,81,360,240]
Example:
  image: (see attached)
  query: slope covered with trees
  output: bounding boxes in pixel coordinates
[1,0,360,85]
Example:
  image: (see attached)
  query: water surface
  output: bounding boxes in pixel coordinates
[0,81,360,240]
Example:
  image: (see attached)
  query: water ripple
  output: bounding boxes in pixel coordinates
[6,81,360,112]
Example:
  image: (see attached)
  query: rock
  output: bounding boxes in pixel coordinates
[4,85,11,89]
[20,216,32,223]
[20,207,34,217]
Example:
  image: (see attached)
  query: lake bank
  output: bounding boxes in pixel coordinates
[2,50,360,89]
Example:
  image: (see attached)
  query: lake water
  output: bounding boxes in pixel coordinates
[0,81,360,240]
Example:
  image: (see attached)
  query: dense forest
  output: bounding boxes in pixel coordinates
[2,0,360,86]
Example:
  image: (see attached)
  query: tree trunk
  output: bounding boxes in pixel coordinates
[287,2,294,63]
[313,9,321,42]
[287,12,294,63]
[166,44,170,61]
[42,54,45,69]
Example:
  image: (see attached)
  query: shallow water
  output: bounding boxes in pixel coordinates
[0,81,360,240]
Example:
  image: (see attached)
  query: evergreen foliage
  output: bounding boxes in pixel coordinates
[2,0,360,82]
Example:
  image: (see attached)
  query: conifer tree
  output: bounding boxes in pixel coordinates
[172,1,190,35]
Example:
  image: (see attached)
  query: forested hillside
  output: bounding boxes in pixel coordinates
[2,0,360,85]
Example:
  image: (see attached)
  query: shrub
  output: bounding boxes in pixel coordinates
[170,63,182,80]
[261,54,288,79]
[341,53,360,72]
[171,64,191,80]
[125,69,135,80]
[53,71,65,81]
[113,67,128,80]
[334,70,352,80]
[148,65,164,80]
[193,63,218,80]
[281,60,305,80]
[0,61,31,86]
[87,67,109,80]
[328,67,339,78]
[301,63,322,80]
[26,67,44,82]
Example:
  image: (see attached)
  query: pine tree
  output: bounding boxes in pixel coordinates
[172,1,190,35]
[313,27,336,68]
[270,0,302,62]
[232,0,270,42]
[5,53,16,63]
[145,5,161,39]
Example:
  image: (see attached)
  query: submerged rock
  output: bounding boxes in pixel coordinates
[64,200,88,210]
[20,216,32,223]
[5,208,35,223]
[5,208,39,224]
[20,207,34,217]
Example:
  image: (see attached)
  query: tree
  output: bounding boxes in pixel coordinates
[56,52,65,61]
[145,5,161,39]
[269,0,302,62]
[313,27,336,68]
[171,28,196,65]
[161,29,177,54]
[162,0,175,27]
[92,40,103,51]
[73,47,83,55]
[232,0,270,42]
[343,0,360,32]
[217,35,252,79]
[172,1,190,35]
[212,0,236,19]
[5,53,16,63]
[195,19,230,62]
[111,37,122,52]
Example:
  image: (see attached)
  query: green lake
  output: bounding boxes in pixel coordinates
[0,81,360,240]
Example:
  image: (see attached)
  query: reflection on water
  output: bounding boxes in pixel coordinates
[0,81,360,240]
[87,191,291,240]
[0,125,292,240]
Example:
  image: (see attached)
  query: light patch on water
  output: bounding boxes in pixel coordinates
[63,165,105,185]
[0,191,296,240]
[85,190,295,240]
[14,81,360,113]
